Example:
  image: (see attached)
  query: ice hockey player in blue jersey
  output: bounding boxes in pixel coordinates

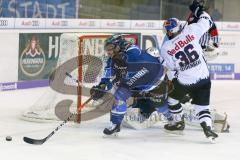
[160,1,218,142]
[90,34,166,136]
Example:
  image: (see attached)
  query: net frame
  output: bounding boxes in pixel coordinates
[21,33,139,123]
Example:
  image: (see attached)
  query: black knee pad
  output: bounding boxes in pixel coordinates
[168,103,183,113]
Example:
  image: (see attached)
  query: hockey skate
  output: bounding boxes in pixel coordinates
[200,122,218,143]
[103,123,121,136]
[164,118,185,135]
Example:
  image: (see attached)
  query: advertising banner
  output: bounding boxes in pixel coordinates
[0,80,48,91]
[18,33,61,81]
[131,20,161,30]
[0,82,17,91]
[101,19,131,29]
[76,19,101,29]
[0,0,77,18]
[222,22,240,31]
[208,31,240,79]
[14,18,45,29]
[208,63,234,74]
[208,63,235,80]
[45,18,72,28]
[0,18,15,28]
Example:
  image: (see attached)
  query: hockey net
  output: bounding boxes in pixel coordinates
[21,33,138,122]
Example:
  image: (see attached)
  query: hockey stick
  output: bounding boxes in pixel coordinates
[65,71,88,122]
[23,97,92,145]
[23,72,91,145]
[66,72,80,84]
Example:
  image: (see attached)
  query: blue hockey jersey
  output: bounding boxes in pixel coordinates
[100,45,165,92]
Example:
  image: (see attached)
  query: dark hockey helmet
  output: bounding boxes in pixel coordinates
[193,0,205,6]
[104,34,130,52]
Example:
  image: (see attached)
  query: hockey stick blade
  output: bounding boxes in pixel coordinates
[23,136,47,145]
[23,118,68,145]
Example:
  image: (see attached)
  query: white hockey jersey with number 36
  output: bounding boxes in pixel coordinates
[161,12,213,85]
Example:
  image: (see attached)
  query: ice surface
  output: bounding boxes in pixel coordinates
[0,81,239,160]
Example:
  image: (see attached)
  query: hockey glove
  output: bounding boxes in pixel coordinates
[189,0,204,18]
[90,83,107,100]
[213,42,219,48]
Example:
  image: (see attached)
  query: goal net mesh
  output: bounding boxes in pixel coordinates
[21,33,138,123]
[21,34,109,122]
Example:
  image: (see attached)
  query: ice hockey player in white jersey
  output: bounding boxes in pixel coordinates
[160,1,218,141]
[187,1,220,61]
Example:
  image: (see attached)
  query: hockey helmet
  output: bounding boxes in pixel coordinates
[193,0,205,7]
[163,18,182,38]
[104,34,130,52]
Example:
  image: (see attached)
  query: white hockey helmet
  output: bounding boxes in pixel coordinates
[163,18,183,37]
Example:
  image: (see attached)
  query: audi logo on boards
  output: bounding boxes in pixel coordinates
[0,20,8,26]
[32,20,40,26]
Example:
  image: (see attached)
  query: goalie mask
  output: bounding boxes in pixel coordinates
[203,43,220,61]
[163,18,183,39]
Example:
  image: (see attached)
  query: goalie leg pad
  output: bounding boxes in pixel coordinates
[212,111,230,133]
[122,98,164,129]
[133,98,156,119]
[182,103,230,133]
[123,108,161,130]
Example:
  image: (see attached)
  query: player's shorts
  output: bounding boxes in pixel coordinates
[169,78,211,106]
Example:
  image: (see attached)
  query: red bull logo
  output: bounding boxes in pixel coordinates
[167,34,195,56]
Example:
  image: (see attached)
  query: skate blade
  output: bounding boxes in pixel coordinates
[207,137,216,144]
[164,129,184,135]
[102,132,119,138]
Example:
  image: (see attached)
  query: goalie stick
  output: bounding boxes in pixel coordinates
[23,72,92,145]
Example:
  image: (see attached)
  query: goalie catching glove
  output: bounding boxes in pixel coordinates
[90,83,107,100]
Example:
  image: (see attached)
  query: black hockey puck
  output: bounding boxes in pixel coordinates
[6,136,12,141]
